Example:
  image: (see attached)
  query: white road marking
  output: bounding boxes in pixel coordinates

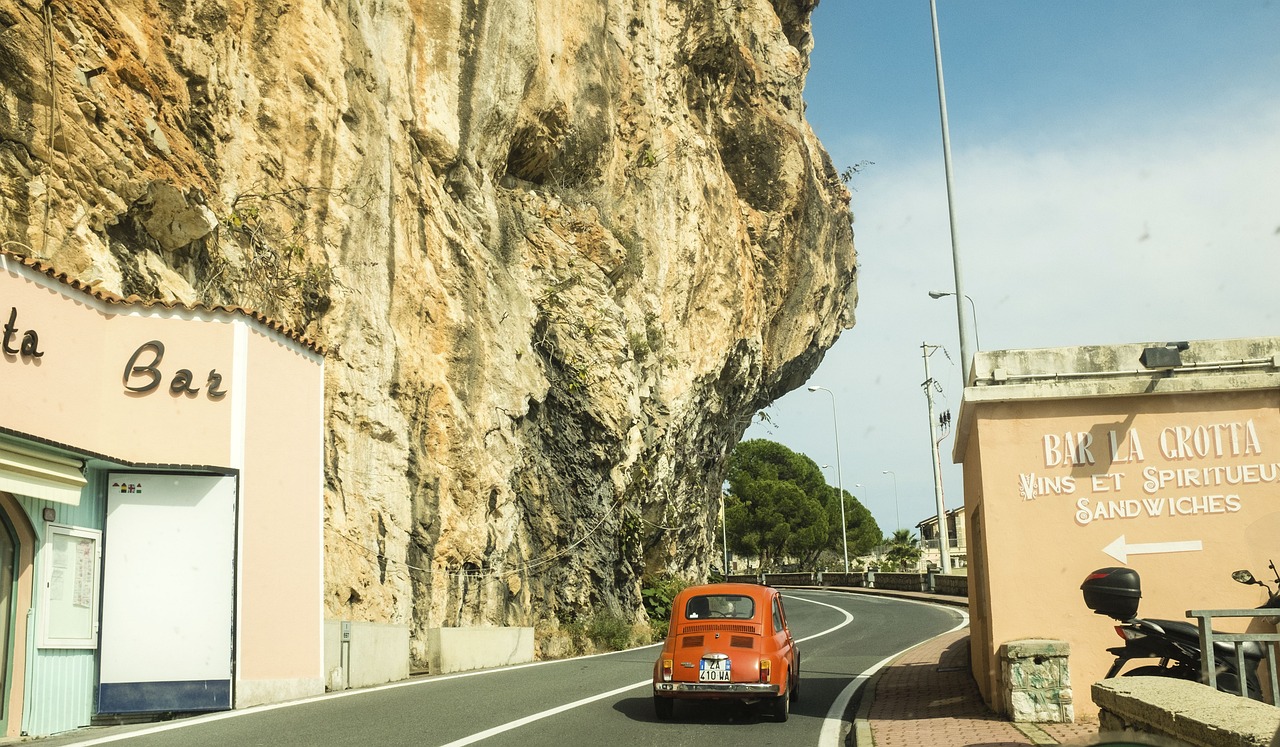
[438,592,858,745]
[816,597,969,747]
[63,592,954,747]
[58,645,663,746]
[437,679,652,747]
[783,592,856,642]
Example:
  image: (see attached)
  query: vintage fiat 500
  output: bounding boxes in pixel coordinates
[652,582,799,721]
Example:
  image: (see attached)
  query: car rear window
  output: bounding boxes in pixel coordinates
[684,594,756,620]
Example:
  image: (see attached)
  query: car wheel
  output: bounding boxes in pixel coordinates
[654,695,674,721]
[770,681,790,722]
[791,656,800,702]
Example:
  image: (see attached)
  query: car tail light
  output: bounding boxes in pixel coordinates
[759,658,771,683]
[662,658,673,682]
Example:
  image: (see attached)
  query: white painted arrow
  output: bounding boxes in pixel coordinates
[1103,534,1203,564]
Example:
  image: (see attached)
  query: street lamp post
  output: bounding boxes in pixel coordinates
[881,469,900,530]
[808,385,849,573]
[928,0,977,384]
[928,291,980,350]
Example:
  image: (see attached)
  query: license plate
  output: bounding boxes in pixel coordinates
[699,658,731,682]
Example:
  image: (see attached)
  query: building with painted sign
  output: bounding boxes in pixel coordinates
[954,338,1280,717]
[0,251,325,736]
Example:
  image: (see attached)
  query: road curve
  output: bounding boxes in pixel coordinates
[46,591,963,747]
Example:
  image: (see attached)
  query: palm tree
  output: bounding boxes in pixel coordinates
[883,529,922,572]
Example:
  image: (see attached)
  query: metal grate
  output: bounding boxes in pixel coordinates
[681,623,758,634]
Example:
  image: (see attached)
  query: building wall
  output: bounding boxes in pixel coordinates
[0,265,237,466]
[0,255,325,732]
[956,339,1280,718]
[235,327,326,706]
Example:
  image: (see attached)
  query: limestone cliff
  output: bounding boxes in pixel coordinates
[0,0,855,663]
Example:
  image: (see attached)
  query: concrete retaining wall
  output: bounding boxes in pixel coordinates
[1093,676,1280,747]
[729,571,968,598]
[427,627,535,675]
[324,620,411,691]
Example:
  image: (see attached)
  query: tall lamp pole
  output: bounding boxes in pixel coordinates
[808,385,849,573]
[881,469,900,530]
[928,0,976,384]
[921,344,953,573]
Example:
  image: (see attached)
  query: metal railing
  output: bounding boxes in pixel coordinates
[1185,608,1280,704]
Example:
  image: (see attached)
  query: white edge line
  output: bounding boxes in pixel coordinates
[441,593,860,746]
[437,679,652,747]
[803,593,969,747]
[65,594,966,747]
[60,644,664,746]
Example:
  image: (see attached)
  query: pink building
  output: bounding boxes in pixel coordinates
[0,252,325,735]
[955,339,1280,718]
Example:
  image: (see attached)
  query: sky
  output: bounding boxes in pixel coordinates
[744,0,1280,539]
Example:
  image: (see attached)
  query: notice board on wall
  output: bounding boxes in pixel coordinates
[39,525,101,648]
[99,473,236,713]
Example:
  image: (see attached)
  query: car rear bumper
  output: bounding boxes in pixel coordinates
[653,681,780,697]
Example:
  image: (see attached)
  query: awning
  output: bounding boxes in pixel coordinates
[0,443,86,506]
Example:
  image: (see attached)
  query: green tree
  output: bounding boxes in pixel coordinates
[829,491,882,560]
[724,439,879,570]
[883,528,922,571]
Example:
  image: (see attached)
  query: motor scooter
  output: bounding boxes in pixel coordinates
[1081,562,1280,699]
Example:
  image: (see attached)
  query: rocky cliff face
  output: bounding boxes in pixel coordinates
[0,0,855,663]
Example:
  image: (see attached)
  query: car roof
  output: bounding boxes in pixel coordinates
[677,582,775,600]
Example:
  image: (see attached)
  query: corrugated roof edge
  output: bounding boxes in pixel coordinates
[2,248,326,355]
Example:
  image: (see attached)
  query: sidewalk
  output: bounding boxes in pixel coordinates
[856,628,1098,746]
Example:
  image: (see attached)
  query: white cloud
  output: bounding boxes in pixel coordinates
[749,93,1280,538]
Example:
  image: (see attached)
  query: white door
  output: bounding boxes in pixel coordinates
[98,473,235,713]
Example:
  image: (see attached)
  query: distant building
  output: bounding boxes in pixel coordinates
[916,506,967,570]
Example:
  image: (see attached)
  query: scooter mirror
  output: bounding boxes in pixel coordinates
[1232,569,1257,585]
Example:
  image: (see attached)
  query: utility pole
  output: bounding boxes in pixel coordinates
[922,343,953,574]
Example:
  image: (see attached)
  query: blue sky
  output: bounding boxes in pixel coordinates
[745,1,1280,540]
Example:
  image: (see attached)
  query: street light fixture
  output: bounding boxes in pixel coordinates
[881,469,900,530]
[928,290,981,350]
[807,385,849,573]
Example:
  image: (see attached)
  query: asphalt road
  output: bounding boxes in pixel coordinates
[41,591,964,747]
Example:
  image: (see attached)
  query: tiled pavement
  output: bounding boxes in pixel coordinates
[862,629,1098,746]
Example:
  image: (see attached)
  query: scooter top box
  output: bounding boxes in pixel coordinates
[1081,567,1141,620]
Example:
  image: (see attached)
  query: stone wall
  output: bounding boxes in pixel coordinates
[1093,677,1280,747]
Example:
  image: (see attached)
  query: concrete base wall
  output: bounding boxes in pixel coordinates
[1093,677,1280,747]
[427,627,535,674]
[324,620,411,691]
[236,676,326,708]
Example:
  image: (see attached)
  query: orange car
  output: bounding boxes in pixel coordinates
[651,582,800,721]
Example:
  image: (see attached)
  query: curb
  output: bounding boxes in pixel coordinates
[851,656,890,746]
[781,585,970,747]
